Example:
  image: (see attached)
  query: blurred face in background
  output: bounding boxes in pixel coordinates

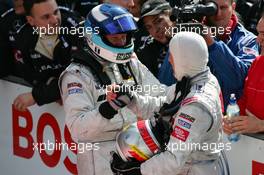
[26,0,61,34]
[129,0,145,17]
[143,12,173,44]
[13,0,25,14]
[206,0,235,29]
[257,15,264,54]
[109,0,135,11]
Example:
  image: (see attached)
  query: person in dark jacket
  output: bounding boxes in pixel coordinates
[0,0,27,77]
[13,0,83,111]
[136,0,176,83]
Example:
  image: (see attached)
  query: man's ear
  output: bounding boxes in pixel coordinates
[26,16,35,26]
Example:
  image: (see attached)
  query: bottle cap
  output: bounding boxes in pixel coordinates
[229,93,236,105]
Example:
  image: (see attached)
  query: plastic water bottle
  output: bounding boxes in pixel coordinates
[226,93,240,142]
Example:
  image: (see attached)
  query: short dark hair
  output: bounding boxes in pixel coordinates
[205,0,234,5]
[140,0,171,18]
[23,0,49,16]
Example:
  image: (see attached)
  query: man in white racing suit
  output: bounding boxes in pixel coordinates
[110,32,225,175]
[59,4,165,175]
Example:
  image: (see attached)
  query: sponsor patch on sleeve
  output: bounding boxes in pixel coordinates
[67,82,83,95]
[178,113,195,123]
[68,88,83,95]
[171,126,190,142]
[177,118,192,129]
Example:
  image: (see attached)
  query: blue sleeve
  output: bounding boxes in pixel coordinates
[208,37,259,108]
[157,52,176,86]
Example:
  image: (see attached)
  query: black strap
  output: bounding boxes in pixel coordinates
[152,76,192,149]
[126,62,139,86]
[117,63,130,80]
[71,49,111,86]
[158,76,192,117]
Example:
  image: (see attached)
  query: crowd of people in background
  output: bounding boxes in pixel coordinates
[1,0,264,174]
[1,0,263,109]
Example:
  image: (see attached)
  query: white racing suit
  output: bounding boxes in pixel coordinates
[128,69,224,175]
[59,55,166,175]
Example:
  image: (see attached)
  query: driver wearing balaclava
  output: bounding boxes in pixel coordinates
[110,32,226,175]
[169,31,208,81]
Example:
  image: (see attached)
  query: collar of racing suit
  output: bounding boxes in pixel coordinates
[157,68,210,121]
[189,68,210,85]
[71,47,138,87]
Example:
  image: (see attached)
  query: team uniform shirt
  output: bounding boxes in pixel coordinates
[74,0,100,17]
[0,8,27,77]
[137,38,168,78]
[238,56,264,120]
[57,0,100,17]
[15,7,83,105]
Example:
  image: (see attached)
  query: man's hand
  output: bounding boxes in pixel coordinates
[192,19,215,46]
[109,84,133,110]
[99,84,133,119]
[202,26,215,46]
[223,110,264,134]
[110,151,142,175]
[13,92,36,111]
[222,116,233,135]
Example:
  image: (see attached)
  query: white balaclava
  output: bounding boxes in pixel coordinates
[169,32,209,81]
